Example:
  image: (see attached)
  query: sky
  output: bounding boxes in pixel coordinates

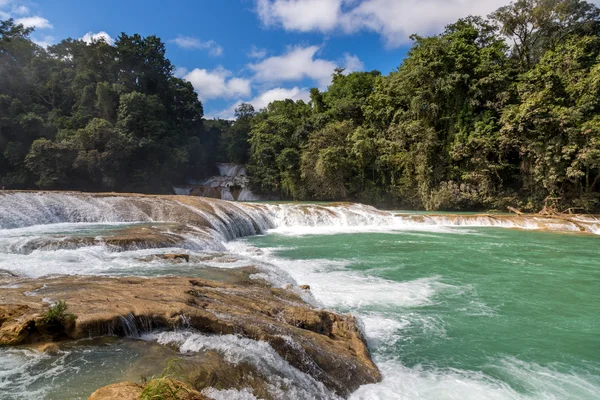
[0,0,571,119]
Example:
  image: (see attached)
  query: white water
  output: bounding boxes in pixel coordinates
[221,240,600,400]
[175,163,261,201]
[1,192,599,399]
[218,163,247,177]
[146,331,338,400]
[2,192,599,235]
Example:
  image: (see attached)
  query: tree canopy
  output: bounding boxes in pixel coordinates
[3,0,600,211]
[242,0,600,211]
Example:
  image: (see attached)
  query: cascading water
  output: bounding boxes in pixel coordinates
[1,192,600,400]
[2,192,599,235]
[174,163,262,201]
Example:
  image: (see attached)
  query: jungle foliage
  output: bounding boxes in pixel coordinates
[0,21,217,192]
[2,0,600,211]
[244,0,600,211]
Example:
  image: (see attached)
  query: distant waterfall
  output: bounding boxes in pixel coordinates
[174,163,262,201]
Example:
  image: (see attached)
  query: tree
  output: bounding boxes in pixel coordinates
[221,103,255,164]
[71,118,134,189]
[491,0,600,70]
[500,35,600,209]
[301,121,354,199]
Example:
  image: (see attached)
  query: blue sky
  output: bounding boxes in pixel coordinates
[0,0,543,119]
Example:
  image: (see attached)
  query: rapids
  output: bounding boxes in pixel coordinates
[1,191,599,399]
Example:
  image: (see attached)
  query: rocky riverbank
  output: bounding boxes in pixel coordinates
[0,269,381,398]
[395,213,600,234]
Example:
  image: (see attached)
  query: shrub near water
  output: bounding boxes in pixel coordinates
[141,359,193,400]
[42,300,75,325]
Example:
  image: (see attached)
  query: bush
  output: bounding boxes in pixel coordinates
[43,300,76,325]
[141,359,190,400]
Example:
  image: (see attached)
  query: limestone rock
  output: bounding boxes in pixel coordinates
[89,379,209,400]
[88,382,143,400]
[0,274,381,397]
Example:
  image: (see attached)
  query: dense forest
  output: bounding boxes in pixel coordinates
[2,0,600,211]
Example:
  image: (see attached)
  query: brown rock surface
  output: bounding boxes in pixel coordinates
[396,213,600,234]
[88,382,144,400]
[89,380,208,400]
[0,274,380,397]
[8,223,206,254]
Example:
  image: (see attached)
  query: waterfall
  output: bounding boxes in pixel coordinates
[174,163,262,201]
[0,192,274,241]
[1,192,599,236]
[217,163,247,177]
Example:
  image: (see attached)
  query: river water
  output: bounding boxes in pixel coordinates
[0,193,598,399]
[240,227,600,399]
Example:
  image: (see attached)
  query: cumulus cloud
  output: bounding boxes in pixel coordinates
[255,0,512,46]
[210,86,311,119]
[174,66,189,78]
[171,35,223,56]
[32,35,55,48]
[12,4,28,15]
[81,31,114,45]
[15,16,53,29]
[250,86,311,109]
[249,45,337,86]
[257,0,342,31]
[248,45,268,59]
[248,45,364,86]
[342,53,364,73]
[183,67,251,100]
[342,0,509,46]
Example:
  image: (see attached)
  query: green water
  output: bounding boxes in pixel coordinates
[244,227,600,399]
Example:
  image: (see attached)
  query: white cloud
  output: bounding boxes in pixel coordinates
[0,10,10,19]
[342,53,364,73]
[249,45,338,86]
[248,45,364,86]
[210,86,311,119]
[248,45,267,59]
[251,86,311,109]
[0,0,11,7]
[257,0,342,31]
[81,31,114,45]
[15,16,53,29]
[342,0,509,46]
[256,0,512,46]
[171,35,223,56]
[183,67,251,100]
[32,35,55,48]
[174,66,189,78]
[12,4,28,15]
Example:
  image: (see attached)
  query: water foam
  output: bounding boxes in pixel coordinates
[350,357,600,400]
[224,241,446,310]
[3,192,597,238]
[147,331,338,400]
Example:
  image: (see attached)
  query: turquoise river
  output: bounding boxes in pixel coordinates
[0,193,598,399]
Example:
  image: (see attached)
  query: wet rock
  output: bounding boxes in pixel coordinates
[11,223,204,254]
[139,253,190,263]
[89,380,208,400]
[395,213,600,234]
[300,284,311,290]
[161,253,190,262]
[0,274,381,397]
[88,382,143,400]
[0,269,19,278]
